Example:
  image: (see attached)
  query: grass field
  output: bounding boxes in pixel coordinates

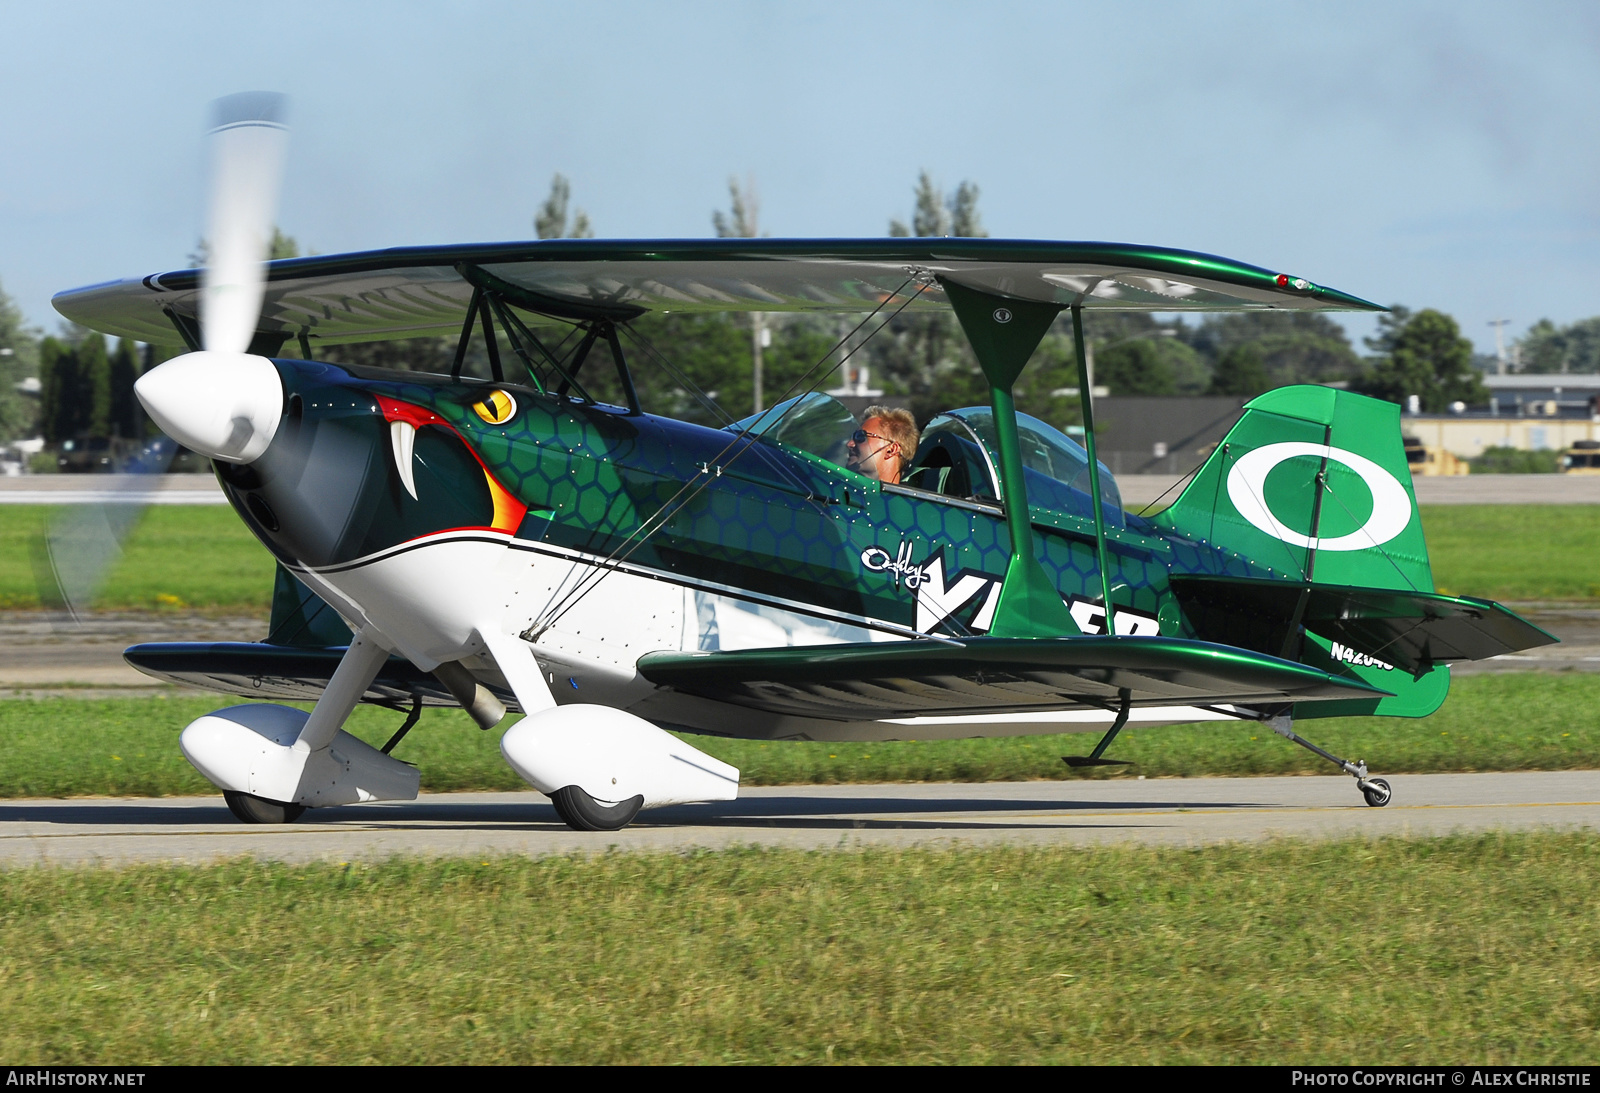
[1,503,1598,611]
[1,835,1595,1064]
[1423,505,1600,601]
[0,505,274,612]
[2,673,1594,798]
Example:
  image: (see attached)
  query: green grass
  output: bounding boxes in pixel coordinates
[2,673,1595,798]
[0,502,1597,612]
[1421,505,1600,601]
[0,505,273,612]
[1,836,1596,1064]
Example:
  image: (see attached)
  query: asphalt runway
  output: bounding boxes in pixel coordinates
[2,771,1596,866]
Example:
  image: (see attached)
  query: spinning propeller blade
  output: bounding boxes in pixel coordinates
[39,94,291,621]
[34,438,181,620]
[133,92,289,465]
[200,91,289,355]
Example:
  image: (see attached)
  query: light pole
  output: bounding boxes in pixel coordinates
[1488,319,1510,376]
[751,313,769,414]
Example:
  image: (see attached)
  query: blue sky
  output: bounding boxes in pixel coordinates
[2,1,1597,355]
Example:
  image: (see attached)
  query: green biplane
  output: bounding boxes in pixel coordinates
[51,94,1553,830]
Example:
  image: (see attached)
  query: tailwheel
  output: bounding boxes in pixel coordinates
[1264,715,1395,810]
[223,790,306,825]
[549,785,644,832]
[1360,778,1393,808]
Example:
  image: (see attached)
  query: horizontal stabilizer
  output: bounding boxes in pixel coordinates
[637,636,1386,721]
[1168,576,1557,675]
[123,642,521,711]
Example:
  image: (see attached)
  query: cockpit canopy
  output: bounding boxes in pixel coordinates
[727,393,1122,527]
[924,408,1123,528]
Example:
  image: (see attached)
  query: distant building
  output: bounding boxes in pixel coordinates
[1089,396,1248,476]
[1481,374,1600,419]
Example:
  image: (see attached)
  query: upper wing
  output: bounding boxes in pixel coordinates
[54,238,1383,349]
[636,635,1386,721]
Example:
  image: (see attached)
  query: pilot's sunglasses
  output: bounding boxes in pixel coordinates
[850,429,895,448]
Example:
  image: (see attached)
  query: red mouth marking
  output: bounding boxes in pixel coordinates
[373,394,527,536]
[375,395,447,429]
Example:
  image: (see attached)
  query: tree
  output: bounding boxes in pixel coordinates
[1094,337,1209,397]
[534,175,593,240]
[873,172,991,422]
[1190,311,1362,388]
[0,278,40,443]
[1095,339,1178,396]
[189,226,301,267]
[888,171,987,238]
[713,178,768,412]
[109,338,143,439]
[1208,344,1270,397]
[78,333,111,440]
[38,336,79,444]
[1516,316,1600,373]
[1354,308,1489,411]
[712,176,759,240]
[34,331,149,446]
[1363,305,1413,358]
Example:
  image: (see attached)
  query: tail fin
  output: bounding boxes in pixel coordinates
[1154,386,1432,594]
[1154,387,1445,719]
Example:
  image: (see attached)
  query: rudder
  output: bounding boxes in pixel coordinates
[1155,386,1432,593]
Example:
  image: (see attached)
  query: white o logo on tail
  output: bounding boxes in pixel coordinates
[1226,442,1412,552]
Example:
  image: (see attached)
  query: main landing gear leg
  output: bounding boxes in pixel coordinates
[1266,714,1392,807]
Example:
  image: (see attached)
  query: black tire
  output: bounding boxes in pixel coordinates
[548,785,644,832]
[223,790,306,824]
[1361,778,1392,808]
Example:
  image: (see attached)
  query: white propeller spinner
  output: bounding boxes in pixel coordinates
[134,92,289,465]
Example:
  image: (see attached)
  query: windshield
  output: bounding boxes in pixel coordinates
[726,392,857,466]
[905,415,1000,502]
[946,407,1123,528]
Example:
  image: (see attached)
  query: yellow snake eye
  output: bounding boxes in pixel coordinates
[472,389,516,425]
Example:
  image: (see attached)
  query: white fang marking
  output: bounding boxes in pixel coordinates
[390,420,417,500]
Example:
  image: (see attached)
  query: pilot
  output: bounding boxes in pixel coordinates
[846,405,919,485]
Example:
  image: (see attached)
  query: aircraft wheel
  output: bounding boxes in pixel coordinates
[223,790,306,824]
[549,785,644,832]
[1360,778,1392,808]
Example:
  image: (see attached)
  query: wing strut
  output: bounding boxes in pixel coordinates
[1069,303,1118,635]
[941,279,1080,638]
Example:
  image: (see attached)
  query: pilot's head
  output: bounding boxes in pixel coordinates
[847,405,919,485]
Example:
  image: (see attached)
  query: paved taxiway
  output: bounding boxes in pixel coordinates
[2,771,1596,866]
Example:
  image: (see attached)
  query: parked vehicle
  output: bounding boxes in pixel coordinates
[1560,439,1600,474]
[1403,435,1469,476]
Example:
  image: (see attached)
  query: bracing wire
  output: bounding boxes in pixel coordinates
[1316,477,1421,593]
[526,278,928,638]
[1131,457,1206,518]
[525,278,930,639]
